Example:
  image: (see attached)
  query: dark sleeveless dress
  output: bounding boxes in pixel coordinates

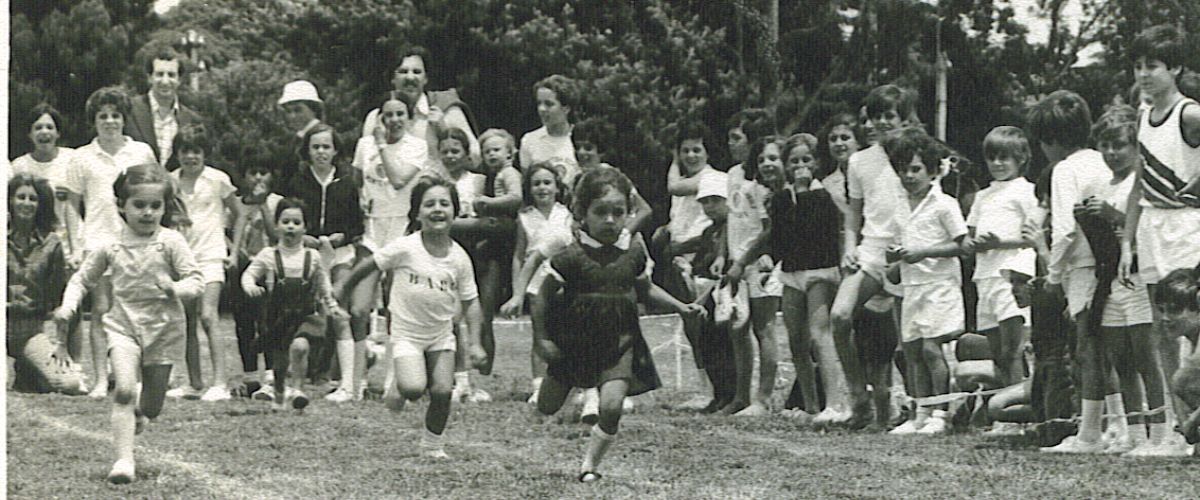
[546,238,662,396]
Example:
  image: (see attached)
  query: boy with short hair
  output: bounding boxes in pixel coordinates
[520,75,581,186]
[1121,24,1200,456]
[883,128,969,435]
[964,126,1038,389]
[572,119,653,232]
[826,84,916,428]
[1027,89,1113,454]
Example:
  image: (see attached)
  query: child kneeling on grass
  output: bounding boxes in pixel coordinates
[54,164,204,484]
[883,128,969,436]
[337,175,487,459]
[241,198,345,411]
[1153,268,1200,456]
[532,167,704,482]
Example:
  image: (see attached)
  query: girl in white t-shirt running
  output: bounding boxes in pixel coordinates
[168,125,242,402]
[337,176,487,459]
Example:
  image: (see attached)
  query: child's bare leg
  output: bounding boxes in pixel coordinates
[782,287,818,413]
[922,338,950,401]
[991,316,1027,386]
[830,271,883,412]
[271,348,289,410]
[199,283,227,391]
[184,297,204,389]
[1129,324,1167,427]
[140,364,173,421]
[1103,327,1145,428]
[900,341,928,413]
[722,320,753,414]
[107,338,141,482]
[478,260,501,376]
[89,279,113,395]
[749,295,780,410]
[581,379,629,479]
[424,350,456,435]
[1149,285,1185,418]
[290,338,310,393]
[535,376,571,416]
[347,267,381,397]
[987,380,1035,423]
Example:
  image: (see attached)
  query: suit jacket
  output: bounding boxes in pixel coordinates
[124,94,204,168]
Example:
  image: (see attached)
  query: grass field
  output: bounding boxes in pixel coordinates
[6,314,1198,499]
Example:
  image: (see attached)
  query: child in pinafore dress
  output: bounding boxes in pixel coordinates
[532,167,704,483]
[54,164,204,484]
[241,197,345,410]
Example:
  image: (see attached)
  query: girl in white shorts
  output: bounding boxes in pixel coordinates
[337,176,486,459]
[169,125,241,402]
[55,164,204,484]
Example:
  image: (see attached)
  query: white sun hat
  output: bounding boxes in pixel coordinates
[278,80,323,106]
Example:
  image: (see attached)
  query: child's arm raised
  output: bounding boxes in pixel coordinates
[666,160,701,197]
[369,129,422,190]
[627,191,653,233]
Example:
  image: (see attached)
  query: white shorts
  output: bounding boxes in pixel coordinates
[390,331,457,358]
[1101,275,1153,328]
[1137,206,1200,284]
[857,237,904,297]
[1061,267,1098,318]
[364,216,409,253]
[900,281,964,343]
[744,261,783,298]
[775,266,840,292]
[974,277,1028,331]
[198,258,225,284]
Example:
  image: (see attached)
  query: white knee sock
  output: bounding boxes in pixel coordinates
[581,425,616,473]
[1079,399,1103,443]
[1104,393,1129,437]
[336,339,355,392]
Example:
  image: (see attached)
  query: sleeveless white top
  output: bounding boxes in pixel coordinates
[1138,97,1200,208]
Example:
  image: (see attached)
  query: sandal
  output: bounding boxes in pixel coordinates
[578,471,602,483]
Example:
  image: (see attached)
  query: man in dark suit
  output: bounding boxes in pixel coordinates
[125,47,204,170]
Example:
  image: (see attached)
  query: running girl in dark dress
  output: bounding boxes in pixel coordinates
[531,167,704,483]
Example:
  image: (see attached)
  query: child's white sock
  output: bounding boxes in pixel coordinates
[353,339,367,394]
[1079,399,1104,443]
[336,339,355,392]
[531,377,543,393]
[1149,422,1171,444]
[915,405,932,425]
[420,427,446,456]
[581,425,616,473]
[454,371,471,390]
[1104,393,1129,437]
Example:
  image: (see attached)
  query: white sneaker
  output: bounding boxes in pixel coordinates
[622,398,635,413]
[87,383,109,399]
[251,385,275,402]
[200,385,232,402]
[734,403,769,417]
[468,388,492,403]
[1104,433,1137,455]
[889,419,924,435]
[983,422,1025,437]
[580,390,600,424]
[1040,435,1106,454]
[1129,433,1197,457]
[812,406,843,425]
[107,459,135,484]
[527,388,541,405]
[450,383,470,403]
[325,388,354,403]
[676,394,712,411]
[917,414,948,435]
[166,385,202,400]
[422,447,451,460]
